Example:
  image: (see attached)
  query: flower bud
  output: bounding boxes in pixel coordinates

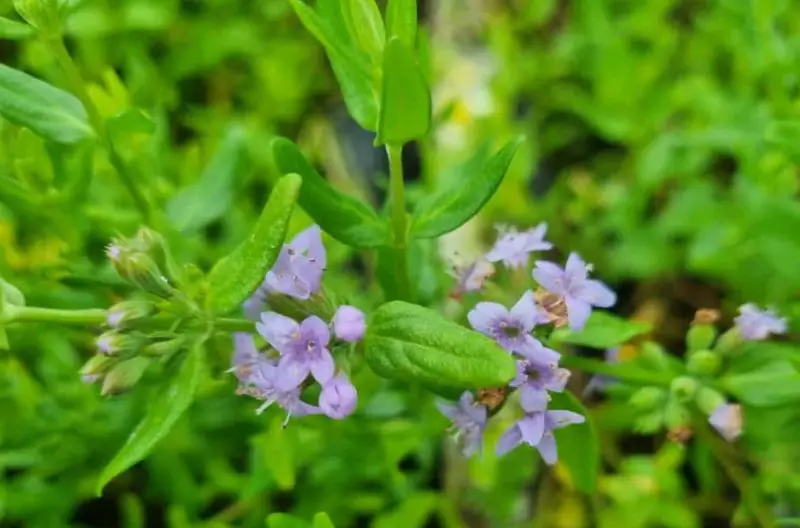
[107,300,157,329]
[332,305,366,343]
[101,357,151,396]
[80,354,118,382]
[714,328,742,356]
[628,386,666,411]
[670,376,697,403]
[686,349,722,376]
[634,411,664,434]
[708,403,742,442]
[638,342,671,372]
[106,238,174,298]
[141,336,185,357]
[696,386,726,415]
[664,398,691,429]
[135,227,180,285]
[686,322,717,353]
[319,375,357,419]
[96,330,145,357]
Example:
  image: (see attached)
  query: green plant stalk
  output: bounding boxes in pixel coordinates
[387,143,411,299]
[560,355,673,386]
[46,35,151,223]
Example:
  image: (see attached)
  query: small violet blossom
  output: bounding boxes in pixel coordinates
[265,225,327,300]
[533,252,616,331]
[332,305,366,343]
[437,392,488,457]
[256,312,335,391]
[496,410,585,464]
[319,375,358,419]
[486,223,552,269]
[734,304,787,341]
[511,358,571,412]
[709,403,743,442]
[468,290,560,366]
[451,259,495,297]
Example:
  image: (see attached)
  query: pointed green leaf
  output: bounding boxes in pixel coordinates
[342,0,384,61]
[96,341,204,496]
[0,63,93,144]
[364,301,516,391]
[167,124,247,232]
[271,137,389,248]
[313,513,336,528]
[550,312,651,349]
[385,0,417,46]
[548,391,600,494]
[206,173,301,314]
[722,360,800,407]
[376,37,431,145]
[411,137,524,238]
[0,17,33,39]
[288,0,378,130]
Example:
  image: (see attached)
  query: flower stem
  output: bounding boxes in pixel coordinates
[47,35,152,223]
[387,143,411,300]
[3,305,107,326]
[559,355,672,386]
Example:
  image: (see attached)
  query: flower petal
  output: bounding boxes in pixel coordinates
[309,348,335,386]
[496,424,523,456]
[536,433,558,465]
[518,335,561,366]
[291,225,327,268]
[256,312,300,355]
[467,302,508,336]
[579,279,616,308]
[519,413,546,446]
[436,401,460,420]
[533,261,565,294]
[275,354,311,391]
[520,385,549,413]
[547,410,586,429]
[510,290,539,331]
[565,296,592,331]
[564,252,588,283]
[300,315,331,347]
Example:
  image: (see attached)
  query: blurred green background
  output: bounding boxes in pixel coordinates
[1,0,800,526]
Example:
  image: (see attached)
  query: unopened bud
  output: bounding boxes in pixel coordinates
[629,386,666,411]
[638,342,671,372]
[686,322,717,353]
[708,403,742,442]
[106,236,175,298]
[670,376,697,403]
[107,300,157,329]
[101,357,150,396]
[634,410,664,434]
[142,336,185,357]
[135,227,180,285]
[80,354,117,379]
[714,328,742,356]
[686,350,721,376]
[664,398,691,429]
[96,330,145,358]
[696,386,726,415]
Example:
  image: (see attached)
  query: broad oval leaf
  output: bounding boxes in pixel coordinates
[167,124,247,232]
[0,63,93,144]
[411,137,523,238]
[271,137,390,248]
[550,312,651,349]
[376,37,431,145]
[205,173,301,314]
[385,0,417,46]
[96,340,204,495]
[364,301,516,390]
[548,391,600,494]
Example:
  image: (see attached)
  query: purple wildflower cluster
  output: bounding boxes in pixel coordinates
[231,226,365,424]
[440,224,616,463]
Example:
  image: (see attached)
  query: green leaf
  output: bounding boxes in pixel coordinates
[385,0,417,46]
[373,492,437,528]
[548,391,600,494]
[0,174,39,215]
[263,416,295,490]
[107,108,156,146]
[0,274,7,351]
[312,513,336,528]
[376,37,431,145]
[722,360,800,407]
[166,124,247,232]
[0,63,93,144]
[376,238,441,303]
[0,16,33,39]
[550,312,651,349]
[288,0,378,130]
[267,513,311,528]
[342,0,384,61]
[96,341,204,495]
[206,173,301,314]
[271,137,389,248]
[411,137,524,238]
[363,301,516,390]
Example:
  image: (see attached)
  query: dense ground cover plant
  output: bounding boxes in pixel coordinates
[1,0,799,527]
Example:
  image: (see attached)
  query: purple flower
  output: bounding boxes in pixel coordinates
[709,403,742,442]
[511,358,571,412]
[451,259,495,296]
[533,252,616,331]
[486,223,552,269]
[319,375,358,419]
[468,291,560,366]
[243,357,321,425]
[437,392,488,457]
[583,347,619,397]
[256,312,335,391]
[265,225,326,300]
[496,410,585,464]
[734,304,787,341]
[332,305,366,343]
[229,333,267,385]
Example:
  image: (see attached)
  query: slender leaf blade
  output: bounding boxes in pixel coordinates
[548,391,600,494]
[385,0,417,46]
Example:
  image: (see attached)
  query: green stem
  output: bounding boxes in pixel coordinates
[4,305,107,326]
[47,35,151,223]
[387,143,411,299]
[560,355,672,386]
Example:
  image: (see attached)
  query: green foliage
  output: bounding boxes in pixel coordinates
[549,391,600,494]
[364,301,516,391]
[206,173,301,314]
[551,312,651,349]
